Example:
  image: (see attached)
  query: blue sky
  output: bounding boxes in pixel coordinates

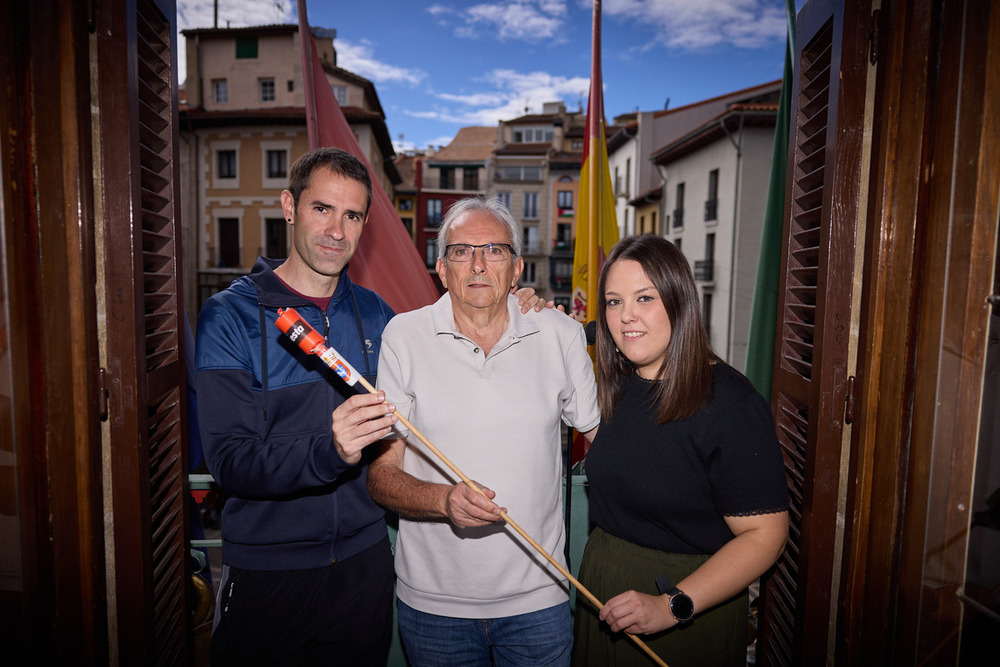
[177,0,792,152]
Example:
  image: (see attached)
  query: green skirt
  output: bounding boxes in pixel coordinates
[572,527,748,667]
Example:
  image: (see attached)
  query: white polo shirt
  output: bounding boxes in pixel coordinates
[377,293,600,618]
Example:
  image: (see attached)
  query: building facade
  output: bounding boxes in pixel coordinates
[652,103,778,369]
[607,80,782,238]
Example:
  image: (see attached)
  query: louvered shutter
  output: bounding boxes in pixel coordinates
[757,0,871,664]
[98,0,190,663]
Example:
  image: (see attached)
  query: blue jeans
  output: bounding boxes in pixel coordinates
[397,599,572,667]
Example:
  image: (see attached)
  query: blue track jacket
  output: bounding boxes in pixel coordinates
[195,257,395,570]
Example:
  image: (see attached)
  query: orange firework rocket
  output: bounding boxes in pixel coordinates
[275,307,361,387]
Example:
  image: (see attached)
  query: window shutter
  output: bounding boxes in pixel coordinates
[758,0,871,663]
[98,0,190,663]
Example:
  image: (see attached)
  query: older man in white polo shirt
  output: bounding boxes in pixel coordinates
[367,195,599,666]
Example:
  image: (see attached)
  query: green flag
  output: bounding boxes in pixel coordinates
[745,0,796,401]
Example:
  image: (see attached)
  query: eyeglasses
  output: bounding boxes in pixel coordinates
[444,243,515,262]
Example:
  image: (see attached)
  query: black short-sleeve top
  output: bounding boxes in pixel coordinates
[586,362,789,555]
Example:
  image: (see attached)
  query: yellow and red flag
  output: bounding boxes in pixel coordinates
[571,0,619,326]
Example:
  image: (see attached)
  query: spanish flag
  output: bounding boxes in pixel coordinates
[571,0,619,326]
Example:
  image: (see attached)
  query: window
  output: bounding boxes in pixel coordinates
[235,36,258,59]
[557,190,573,215]
[523,192,538,219]
[705,232,715,261]
[332,85,348,106]
[550,257,573,291]
[259,78,275,102]
[706,168,719,221]
[439,168,454,190]
[425,238,437,267]
[463,167,479,191]
[651,210,658,233]
[523,225,539,253]
[625,157,632,196]
[218,217,240,267]
[427,199,442,226]
[212,79,228,103]
[398,198,414,212]
[555,222,572,250]
[673,182,685,228]
[287,80,294,92]
[500,165,541,181]
[265,218,287,259]
[217,150,237,179]
[266,150,287,179]
[512,127,553,143]
[496,191,512,210]
[522,261,537,286]
[702,291,712,337]
[674,237,682,252]
[400,217,413,235]
[572,139,583,150]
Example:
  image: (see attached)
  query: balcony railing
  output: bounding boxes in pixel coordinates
[694,259,714,282]
[704,199,718,221]
[673,208,684,228]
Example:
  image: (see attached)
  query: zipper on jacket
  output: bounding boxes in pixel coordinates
[324,314,331,340]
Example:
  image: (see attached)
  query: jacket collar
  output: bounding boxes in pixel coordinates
[249,256,353,313]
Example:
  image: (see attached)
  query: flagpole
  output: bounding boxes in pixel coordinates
[297,0,319,149]
[587,0,602,322]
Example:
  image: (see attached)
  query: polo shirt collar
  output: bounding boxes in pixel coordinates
[430,293,540,341]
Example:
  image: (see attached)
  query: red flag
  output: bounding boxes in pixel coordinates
[297,2,437,314]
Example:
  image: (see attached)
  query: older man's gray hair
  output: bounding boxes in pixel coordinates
[436,196,523,261]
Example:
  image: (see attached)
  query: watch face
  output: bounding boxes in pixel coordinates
[670,592,695,621]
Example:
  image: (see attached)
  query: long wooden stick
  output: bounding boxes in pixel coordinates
[275,308,669,667]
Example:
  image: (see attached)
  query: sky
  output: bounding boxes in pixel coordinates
[176,0,793,153]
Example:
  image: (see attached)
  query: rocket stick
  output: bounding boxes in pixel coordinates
[275,307,669,667]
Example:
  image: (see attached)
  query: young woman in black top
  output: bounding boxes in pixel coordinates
[573,235,789,666]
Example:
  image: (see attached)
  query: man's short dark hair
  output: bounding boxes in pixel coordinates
[287,147,372,215]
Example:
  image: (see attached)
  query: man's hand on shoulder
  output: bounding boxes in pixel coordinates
[513,286,566,314]
[331,392,398,465]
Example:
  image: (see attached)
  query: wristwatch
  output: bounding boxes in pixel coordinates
[655,574,694,623]
[666,586,695,623]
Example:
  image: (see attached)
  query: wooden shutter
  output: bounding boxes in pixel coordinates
[97,0,190,663]
[758,0,872,663]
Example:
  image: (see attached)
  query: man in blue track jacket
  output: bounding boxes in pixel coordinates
[196,148,403,666]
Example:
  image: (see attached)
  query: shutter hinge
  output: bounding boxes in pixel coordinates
[868,9,880,66]
[98,367,109,421]
[844,375,856,425]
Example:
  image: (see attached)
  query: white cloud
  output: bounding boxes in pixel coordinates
[603,0,786,50]
[408,68,589,127]
[335,40,426,86]
[436,0,569,42]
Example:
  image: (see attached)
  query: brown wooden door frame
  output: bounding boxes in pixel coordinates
[0,1,107,664]
[841,0,1000,663]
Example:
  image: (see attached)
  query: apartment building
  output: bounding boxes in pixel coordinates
[607,80,781,237]
[178,24,399,318]
[490,102,585,308]
[652,102,779,369]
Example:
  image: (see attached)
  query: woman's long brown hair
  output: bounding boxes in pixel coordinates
[595,235,715,423]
